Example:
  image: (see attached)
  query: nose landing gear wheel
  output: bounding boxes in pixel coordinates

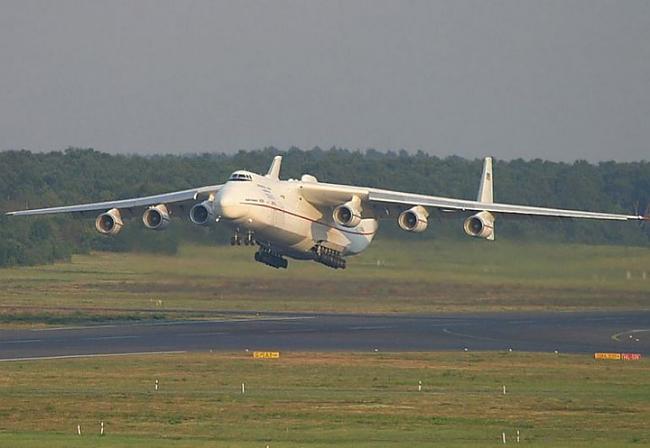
[230,229,242,246]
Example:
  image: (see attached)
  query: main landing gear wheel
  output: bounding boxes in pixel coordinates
[254,247,288,269]
[313,245,346,269]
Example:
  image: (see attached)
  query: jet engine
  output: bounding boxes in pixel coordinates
[398,206,429,232]
[332,197,362,227]
[190,200,217,225]
[142,204,170,230]
[95,208,123,235]
[463,211,495,240]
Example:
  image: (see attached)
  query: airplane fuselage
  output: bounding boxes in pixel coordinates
[214,171,378,261]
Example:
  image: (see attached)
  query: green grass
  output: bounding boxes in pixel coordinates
[0,351,648,447]
[1,238,649,326]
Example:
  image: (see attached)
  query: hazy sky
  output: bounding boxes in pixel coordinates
[1,1,648,161]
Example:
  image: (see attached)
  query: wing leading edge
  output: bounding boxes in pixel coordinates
[5,184,223,217]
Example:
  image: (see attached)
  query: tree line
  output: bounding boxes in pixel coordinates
[0,147,648,267]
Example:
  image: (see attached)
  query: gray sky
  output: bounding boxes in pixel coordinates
[1,1,649,161]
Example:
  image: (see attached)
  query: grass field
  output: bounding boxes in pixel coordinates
[0,351,648,447]
[1,241,648,446]
[0,238,649,326]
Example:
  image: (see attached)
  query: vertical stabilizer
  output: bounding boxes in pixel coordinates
[477,157,493,203]
[266,156,282,180]
[477,156,495,240]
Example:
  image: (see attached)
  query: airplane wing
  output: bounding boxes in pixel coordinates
[5,184,223,217]
[301,182,644,222]
[365,188,644,221]
[299,155,646,224]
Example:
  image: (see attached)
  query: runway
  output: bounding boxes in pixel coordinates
[0,311,648,361]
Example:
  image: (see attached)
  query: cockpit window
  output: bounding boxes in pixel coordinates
[228,173,253,182]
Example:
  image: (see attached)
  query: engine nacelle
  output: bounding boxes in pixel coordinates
[463,211,495,240]
[398,206,429,232]
[95,208,123,235]
[332,197,362,227]
[190,200,217,226]
[142,204,170,230]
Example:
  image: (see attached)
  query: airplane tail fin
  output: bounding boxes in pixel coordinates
[477,156,493,203]
[477,156,495,240]
[266,156,282,180]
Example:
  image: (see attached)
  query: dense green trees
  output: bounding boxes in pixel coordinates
[0,147,648,267]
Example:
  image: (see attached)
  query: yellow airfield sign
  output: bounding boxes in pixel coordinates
[253,351,280,359]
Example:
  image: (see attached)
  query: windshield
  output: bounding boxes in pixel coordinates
[228,172,252,182]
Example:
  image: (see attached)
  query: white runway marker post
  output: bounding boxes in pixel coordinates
[418,380,422,392]
[516,429,520,443]
[241,382,245,394]
[77,424,81,436]
[503,385,507,395]
[502,432,506,444]
[100,420,104,436]
[155,379,159,391]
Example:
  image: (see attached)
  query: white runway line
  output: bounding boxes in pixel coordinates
[29,316,316,332]
[0,339,42,344]
[442,328,503,342]
[32,324,117,331]
[611,329,650,342]
[83,335,140,341]
[0,350,186,362]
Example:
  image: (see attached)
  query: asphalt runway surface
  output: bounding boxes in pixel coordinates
[1,311,649,361]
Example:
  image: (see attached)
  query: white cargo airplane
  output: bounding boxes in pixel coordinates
[6,156,647,269]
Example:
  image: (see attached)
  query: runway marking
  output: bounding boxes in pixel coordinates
[0,339,42,344]
[442,328,503,342]
[29,316,315,332]
[266,329,319,334]
[611,329,650,342]
[347,326,394,331]
[83,335,140,341]
[178,332,228,337]
[0,350,186,362]
[585,317,627,322]
[33,324,117,331]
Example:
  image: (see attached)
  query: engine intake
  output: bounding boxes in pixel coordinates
[398,206,429,232]
[190,200,217,225]
[142,204,170,230]
[463,211,495,240]
[95,208,123,235]
[332,197,362,227]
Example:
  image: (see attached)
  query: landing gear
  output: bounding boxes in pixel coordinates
[231,229,255,246]
[313,245,346,269]
[254,246,288,269]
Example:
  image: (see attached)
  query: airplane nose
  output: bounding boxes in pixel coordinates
[215,189,245,220]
